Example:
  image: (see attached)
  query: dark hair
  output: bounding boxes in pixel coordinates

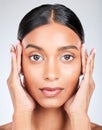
[17,4,85,42]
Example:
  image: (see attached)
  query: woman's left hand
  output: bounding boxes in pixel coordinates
[64,44,96,130]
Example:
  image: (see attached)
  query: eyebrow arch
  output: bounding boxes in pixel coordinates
[58,45,79,51]
[25,44,43,51]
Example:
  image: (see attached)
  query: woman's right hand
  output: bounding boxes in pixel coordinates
[7,42,35,130]
[7,41,36,129]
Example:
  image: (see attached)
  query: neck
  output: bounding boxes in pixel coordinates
[32,105,67,130]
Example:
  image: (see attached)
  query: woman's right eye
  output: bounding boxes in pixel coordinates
[29,54,43,62]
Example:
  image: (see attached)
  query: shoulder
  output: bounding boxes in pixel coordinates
[91,122,102,130]
[0,122,102,130]
[0,122,12,130]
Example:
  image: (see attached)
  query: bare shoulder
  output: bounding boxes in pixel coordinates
[91,122,102,130]
[0,122,12,130]
[0,122,102,130]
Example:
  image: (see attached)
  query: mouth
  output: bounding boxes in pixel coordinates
[39,87,64,97]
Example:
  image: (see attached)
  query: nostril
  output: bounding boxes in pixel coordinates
[44,73,59,81]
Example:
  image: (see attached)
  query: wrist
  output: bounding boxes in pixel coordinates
[12,111,34,130]
[68,114,91,130]
[13,106,35,114]
[13,112,33,120]
[69,112,90,119]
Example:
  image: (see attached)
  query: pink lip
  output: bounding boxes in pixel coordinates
[40,87,64,97]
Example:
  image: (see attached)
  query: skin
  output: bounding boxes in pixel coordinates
[0,23,102,130]
[22,23,81,109]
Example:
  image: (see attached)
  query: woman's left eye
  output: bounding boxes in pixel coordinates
[61,54,74,61]
[29,54,43,62]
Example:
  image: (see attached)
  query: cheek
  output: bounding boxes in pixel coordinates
[61,62,81,77]
[61,62,81,87]
[59,63,81,100]
[22,62,43,89]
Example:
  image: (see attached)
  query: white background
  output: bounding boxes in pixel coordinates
[0,0,102,126]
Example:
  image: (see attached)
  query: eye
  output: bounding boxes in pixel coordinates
[29,54,43,62]
[61,54,74,62]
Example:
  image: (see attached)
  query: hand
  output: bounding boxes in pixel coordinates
[64,44,95,129]
[7,41,35,113]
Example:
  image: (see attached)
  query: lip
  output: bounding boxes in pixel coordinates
[39,87,64,97]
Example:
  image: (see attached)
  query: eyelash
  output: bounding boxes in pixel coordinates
[61,54,74,62]
[29,54,43,62]
[29,54,74,63]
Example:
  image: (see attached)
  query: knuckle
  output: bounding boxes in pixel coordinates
[7,76,11,85]
[7,74,14,88]
[92,81,95,89]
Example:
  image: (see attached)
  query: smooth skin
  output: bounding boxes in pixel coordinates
[0,23,102,130]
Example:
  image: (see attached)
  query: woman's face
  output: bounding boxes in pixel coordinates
[22,23,82,108]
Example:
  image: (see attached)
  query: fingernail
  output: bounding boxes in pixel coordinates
[90,48,96,55]
[16,40,21,48]
[17,39,20,44]
[16,40,22,47]
[10,44,14,52]
[93,48,96,54]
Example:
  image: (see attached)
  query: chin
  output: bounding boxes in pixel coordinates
[35,98,65,109]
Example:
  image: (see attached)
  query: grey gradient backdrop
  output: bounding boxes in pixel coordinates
[0,0,102,125]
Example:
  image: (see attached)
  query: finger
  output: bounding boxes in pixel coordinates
[16,41,22,74]
[84,54,91,81]
[8,44,18,96]
[81,44,88,74]
[10,44,17,74]
[90,77,95,94]
[79,49,95,99]
[9,44,21,87]
[89,48,96,74]
[84,48,95,81]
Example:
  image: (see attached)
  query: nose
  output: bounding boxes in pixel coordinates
[44,59,60,81]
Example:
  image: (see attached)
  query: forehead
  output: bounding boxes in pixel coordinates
[22,23,81,48]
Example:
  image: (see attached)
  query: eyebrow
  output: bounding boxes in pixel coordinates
[25,44,43,51]
[58,45,78,51]
[25,44,79,51]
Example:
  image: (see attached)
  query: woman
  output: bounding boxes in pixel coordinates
[0,4,102,130]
